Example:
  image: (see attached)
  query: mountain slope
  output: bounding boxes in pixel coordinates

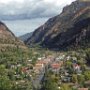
[26,0,90,50]
[0,21,27,50]
[19,32,33,42]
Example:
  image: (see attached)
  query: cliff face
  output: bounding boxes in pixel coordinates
[26,0,90,50]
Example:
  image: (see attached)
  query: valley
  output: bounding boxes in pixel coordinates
[0,0,90,90]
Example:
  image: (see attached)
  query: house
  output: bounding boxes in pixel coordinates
[21,67,31,75]
[78,88,88,90]
[50,63,61,74]
[33,61,45,74]
[17,64,22,67]
[85,80,90,87]
[47,55,54,61]
[66,56,71,60]
[43,58,50,63]
[59,54,65,60]
[72,57,77,61]
[73,64,80,70]
[56,57,60,61]
[62,76,71,82]
[28,59,32,62]
[73,64,81,74]
[37,58,42,60]
[15,80,27,86]
[11,65,16,69]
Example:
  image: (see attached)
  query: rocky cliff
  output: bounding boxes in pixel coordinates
[26,0,90,50]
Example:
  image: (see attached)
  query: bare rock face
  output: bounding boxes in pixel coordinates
[26,0,90,50]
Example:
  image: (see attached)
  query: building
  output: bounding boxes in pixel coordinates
[34,61,45,74]
[50,63,62,74]
[73,64,81,74]
[78,88,88,90]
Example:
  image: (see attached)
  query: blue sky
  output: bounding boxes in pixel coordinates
[0,0,76,36]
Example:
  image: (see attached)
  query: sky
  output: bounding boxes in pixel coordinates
[0,0,76,36]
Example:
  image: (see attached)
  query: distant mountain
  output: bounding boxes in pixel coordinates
[19,32,33,42]
[0,21,27,50]
[25,0,90,50]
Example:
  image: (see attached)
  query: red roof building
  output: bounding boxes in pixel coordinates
[51,63,61,69]
[78,88,88,90]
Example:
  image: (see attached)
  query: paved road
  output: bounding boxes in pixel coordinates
[31,70,45,89]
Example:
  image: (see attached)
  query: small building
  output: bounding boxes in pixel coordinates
[78,88,88,90]
[85,80,90,87]
[28,59,32,62]
[21,67,29,73]
[34,61,45,74]
[66,56,71,60]
[73,64,80,70]
[37,58,42,60]
[73,64,81,74]
[50,63,61,74]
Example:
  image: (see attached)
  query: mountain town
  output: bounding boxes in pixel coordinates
[0,0,90,90]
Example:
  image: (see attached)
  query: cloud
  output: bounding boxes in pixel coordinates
[1,0,76,36]
[0,0,76,20]
[3,18,48,36]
